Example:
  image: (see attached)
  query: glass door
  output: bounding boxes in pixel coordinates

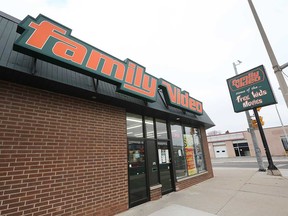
[158,141,173,194]
[128,140,148,207]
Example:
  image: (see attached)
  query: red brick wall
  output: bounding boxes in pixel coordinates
[200,127,214,176]
[0,81,128,216]
[149,186,162,201]
[175,172,213,191]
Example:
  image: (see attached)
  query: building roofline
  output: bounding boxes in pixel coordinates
[0,11,20,23]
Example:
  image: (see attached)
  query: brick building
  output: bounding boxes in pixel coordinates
[208,126,288,158]
[0,12,214,215]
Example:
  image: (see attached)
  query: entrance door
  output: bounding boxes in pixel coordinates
[233,143,250,156]
[158,141,173,194]
[128,140,148,207]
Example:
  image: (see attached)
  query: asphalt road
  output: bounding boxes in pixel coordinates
[212,158,288,169]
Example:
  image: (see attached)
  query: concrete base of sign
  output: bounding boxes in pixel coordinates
[267,169,282,176]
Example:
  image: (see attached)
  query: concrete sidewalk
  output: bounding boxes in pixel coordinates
[116,167,288,216]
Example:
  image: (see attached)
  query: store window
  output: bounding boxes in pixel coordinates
[156,119,168,139]
[171,125,206,179]
[126,114,207,183]
[233,142,250,157]
[171,123,187,179]
[127,114,143,138]
[145,117,154,139]
[185,127,206,174]
[184,127,197,175]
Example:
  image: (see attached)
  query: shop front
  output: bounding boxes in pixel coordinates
[0,11,214,216]
[126,113,211,207]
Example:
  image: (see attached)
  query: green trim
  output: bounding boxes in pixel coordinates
[13,14,203,115]
[227,65,277,113]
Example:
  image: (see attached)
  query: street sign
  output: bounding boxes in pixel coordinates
[227,65,277,113]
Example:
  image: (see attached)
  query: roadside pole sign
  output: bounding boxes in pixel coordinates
[227,65,280,174]
[227,65,277,113]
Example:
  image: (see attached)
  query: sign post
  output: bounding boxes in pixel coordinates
[227,65,281,176]
[253,108,278,174]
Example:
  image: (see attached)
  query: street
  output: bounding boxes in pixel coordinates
[212,156,288,169]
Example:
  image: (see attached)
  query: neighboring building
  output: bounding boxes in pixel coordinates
[0,12,215,215]
[208,126,288,158]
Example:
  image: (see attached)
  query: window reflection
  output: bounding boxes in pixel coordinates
[193,128,206,172]
[127,113,143,138]
[171,124,187,179]
[126,113,206,181]
[156,119,168,139]
[184,127,197,175]
[145,117,154,139]
[128,140,148,205]
[184,127,206,174]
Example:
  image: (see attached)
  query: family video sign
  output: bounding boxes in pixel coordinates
[13,14,203,115]
[227,65,277,113]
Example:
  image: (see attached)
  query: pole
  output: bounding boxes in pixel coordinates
[275,104,288,153]
[253,108,281,175]
[248,0,288,109]
[244,111,266,171]
[233,62,266,171]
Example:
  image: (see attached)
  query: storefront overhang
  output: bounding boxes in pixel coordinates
[0,11,215,129]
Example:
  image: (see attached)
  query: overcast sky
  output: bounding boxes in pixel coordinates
[2,0,288,133]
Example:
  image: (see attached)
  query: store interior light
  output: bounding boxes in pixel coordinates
[127,125,142,130]
[134,133,143,137]
[126,117,153,125]
[126,118,142,123]
[157,131,167,135]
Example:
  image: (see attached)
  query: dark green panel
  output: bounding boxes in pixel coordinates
[227,65,277,113]
[0,18,12,62]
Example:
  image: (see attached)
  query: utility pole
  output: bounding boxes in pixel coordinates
[233,61,266,171]
[248,0,288,109]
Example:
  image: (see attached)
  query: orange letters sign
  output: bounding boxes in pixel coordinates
[14,14,203,115]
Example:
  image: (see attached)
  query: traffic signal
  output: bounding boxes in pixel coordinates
[251,119,258,129]
[250,116,264,129]
[251,107,264,128]
[259,116,264,126]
